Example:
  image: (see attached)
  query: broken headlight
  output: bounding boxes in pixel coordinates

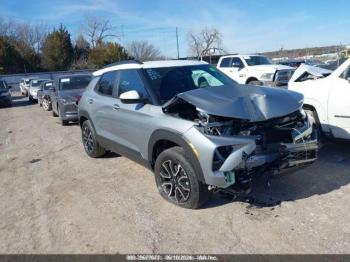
[212,145,235,171]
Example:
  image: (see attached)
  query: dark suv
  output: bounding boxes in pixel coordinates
[0,80,12,107]
[78,60,318,209]
[51,74,91,125]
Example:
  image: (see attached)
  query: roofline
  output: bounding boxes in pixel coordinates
[93,59,208,76]
[101,59,143,69]
[54,73,92,79]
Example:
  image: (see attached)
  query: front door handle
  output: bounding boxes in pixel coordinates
[112,104,120,110]
[88,98,94,104]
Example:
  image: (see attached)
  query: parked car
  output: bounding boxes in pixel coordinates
[217,54,295,87]
[280,59,306,69]
[37,80,54,111]
[28,79,51,103]
[0,80,12,107]
[20,77,38,96]
[78,60,318,209]
[289,58,350,140]
[51,74,91,125]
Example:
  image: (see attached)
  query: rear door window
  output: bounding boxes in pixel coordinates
[220,58,231,68]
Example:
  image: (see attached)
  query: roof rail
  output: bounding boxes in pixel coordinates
[101,60,143,69]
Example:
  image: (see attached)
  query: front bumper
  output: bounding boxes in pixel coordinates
[184,117,318,188]
[30,92,38,99]
[0,96,12,105]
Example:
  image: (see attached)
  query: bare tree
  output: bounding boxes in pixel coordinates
[32,23,49,53]
[188,26,223,59]
[83,15,119,48]
[0,17,48,54]
[127,41,163,61]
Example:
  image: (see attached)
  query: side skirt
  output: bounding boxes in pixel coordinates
[96,135,152,170]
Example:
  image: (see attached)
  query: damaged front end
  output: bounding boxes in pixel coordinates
[163,86,318,193]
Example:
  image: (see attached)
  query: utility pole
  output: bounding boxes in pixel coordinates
[176,27,179,59]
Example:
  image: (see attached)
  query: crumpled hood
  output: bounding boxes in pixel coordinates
[251,64,294,72]
[163,84,304,122]
[289,64,332,83]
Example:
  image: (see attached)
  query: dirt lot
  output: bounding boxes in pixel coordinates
[0,93,349,254]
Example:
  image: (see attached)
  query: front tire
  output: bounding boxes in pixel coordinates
[247,80,263,86]
[42,99,51,111]
[154,146,210,209]
[52,107,58,117]
[81,120,106,158]
[57,107,68,126]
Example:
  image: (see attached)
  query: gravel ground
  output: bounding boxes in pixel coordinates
[0,93,349,254]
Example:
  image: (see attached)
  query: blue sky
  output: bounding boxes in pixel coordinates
[1,0,350,57]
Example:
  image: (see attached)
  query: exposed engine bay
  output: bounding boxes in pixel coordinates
[164,97,318,194]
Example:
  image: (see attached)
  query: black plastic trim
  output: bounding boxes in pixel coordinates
[148,130,205,183]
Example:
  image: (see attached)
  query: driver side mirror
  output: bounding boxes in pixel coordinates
[120,90,148,104]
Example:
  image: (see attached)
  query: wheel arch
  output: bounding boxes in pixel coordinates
[245,77,259,84]
[148,130,206,183]
[302,99,328,127]
[79,109,94,128]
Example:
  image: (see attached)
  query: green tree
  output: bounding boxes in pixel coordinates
[41,25,74,71]
[88,42,130,68]
[0,36,25,73]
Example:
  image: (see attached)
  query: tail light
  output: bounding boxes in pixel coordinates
[75,95,82,104]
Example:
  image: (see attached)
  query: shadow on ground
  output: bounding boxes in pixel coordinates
[204,140,350,209]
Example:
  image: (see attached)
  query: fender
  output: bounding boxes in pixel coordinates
[78,109,97,133]
[148,129,206,183]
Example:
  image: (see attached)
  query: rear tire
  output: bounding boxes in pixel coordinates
[81,120,106,158]
[154,146,211,209]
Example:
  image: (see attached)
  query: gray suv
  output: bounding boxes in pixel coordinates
[51,74,91,125]
[78,60,318,209]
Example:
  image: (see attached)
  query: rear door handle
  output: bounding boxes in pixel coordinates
[88,98,94,104]
[112,104,120,110]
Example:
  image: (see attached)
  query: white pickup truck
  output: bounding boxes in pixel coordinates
[217,54,294,87]
[289,58,350,140]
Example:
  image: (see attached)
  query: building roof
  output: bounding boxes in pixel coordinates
[93,60,208,76]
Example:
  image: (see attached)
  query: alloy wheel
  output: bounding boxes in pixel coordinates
[82,126,94,153]
[42,99,49,110]
[159,160,191,203]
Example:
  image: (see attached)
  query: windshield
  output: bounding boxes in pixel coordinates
[43,82,53,90]
[243,56,272,66]
[144,65,235,103]
[31,80,43,87]
[25,80,31,84]
[59,76,91,90]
